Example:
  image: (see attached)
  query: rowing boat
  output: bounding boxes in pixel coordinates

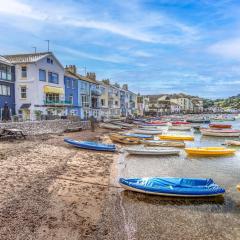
[64,138,116,152]
[184,147,235,156]
[142,140,185,148]
[200,128,240,137]
[99,123,122,130]
[224,140,240,146]
[159,135,194,141]
[237,184,240,192]
[109,133,140,144]
[209,124,232,129]
[168,125,191,131]
[171,121,191,125]
[131,129,162,135]
[124,147,180,156]
[119,177,225,197]
[187,119,210,124]
[122,133,153,139]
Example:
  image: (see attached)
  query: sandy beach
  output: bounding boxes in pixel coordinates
[0,128,118,240]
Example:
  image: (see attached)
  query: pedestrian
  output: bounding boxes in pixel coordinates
[2,102,11,122]
[90,115,95,132]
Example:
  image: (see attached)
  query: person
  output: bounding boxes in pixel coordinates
[89,115,95,132]
[2,102,11,122]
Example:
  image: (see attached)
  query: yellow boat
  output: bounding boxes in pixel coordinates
[185,147,236,156]
[237,184,240,192]
[159,135,194,141]
[109,133,140,144]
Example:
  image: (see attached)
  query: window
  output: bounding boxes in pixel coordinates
[48,72,59,84]
[0,84,10,96]
[115,101,118,105]
[47,58,53,64]
[39,69,46,81]
[66,79,70,88]
[82,95,89,107]
[73,80,77,89]
[46,93,59,103]
[21,66,27,78]
[101,99,105,106]
[20,86,27,99]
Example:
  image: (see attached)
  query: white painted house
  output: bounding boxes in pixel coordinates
[5,52,66,120]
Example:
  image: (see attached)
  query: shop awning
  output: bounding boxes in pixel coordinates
[20,103,31,109]
[44,86,64,94]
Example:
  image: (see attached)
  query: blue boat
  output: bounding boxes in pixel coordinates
[119,177,225,197]
[122,133,153,139]
[64,138,116,152]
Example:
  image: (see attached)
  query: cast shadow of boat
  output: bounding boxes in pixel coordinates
[120,190,240,214]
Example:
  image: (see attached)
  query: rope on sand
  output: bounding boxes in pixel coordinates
[56,177,122,189]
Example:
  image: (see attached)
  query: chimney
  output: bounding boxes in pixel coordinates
[65,65,77,74]
[86,72,96,80]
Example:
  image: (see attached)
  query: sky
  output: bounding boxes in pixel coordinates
[0,0,240,99]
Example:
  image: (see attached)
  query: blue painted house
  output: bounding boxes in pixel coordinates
[0,56,15,120]
[64,66,81,116]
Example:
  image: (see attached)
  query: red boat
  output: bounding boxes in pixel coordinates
[209,124,232,129]
[147,121,168,126]
[172,121,191,125]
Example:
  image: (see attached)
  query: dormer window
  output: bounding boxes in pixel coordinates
[47,57,53,64]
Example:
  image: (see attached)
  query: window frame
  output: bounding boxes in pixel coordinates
[20,86,27,99]
[39,69,46,81]
[21,66,27,78]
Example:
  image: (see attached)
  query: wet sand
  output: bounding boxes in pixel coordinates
[0,128,118,240]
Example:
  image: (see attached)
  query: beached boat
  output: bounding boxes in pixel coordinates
[159,135,194,141]
[185,147,235,156]
[187,119,210,124]
[212,117,235,122]
[124,147,180,156]
[224,140,240,146]
[99,123,122,130]
[123,133,153,139]
[146,121,169,126]
[200,128,240,137]
[142,140,185,148]
[64,138,116,152]
[171,121,191,125]
[109,133,140,144]
[132,129,162,135]
[209,124,232,129]
[119,177,225,197]
[168,125,191,131]
[237,184,240,192]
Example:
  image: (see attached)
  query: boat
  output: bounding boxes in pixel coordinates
[64,138,116,152]
[124,147,180,156]
[200,128,240,137]
[168,125,191,131]
[224,140,240,146]
[109,133,140,144]
[142,140,185,148]
[132,129,162,135]
[171,121,191,125]
[185,147,235,156]
[159,135,194,141]
[119,177,225,197]
[209,124,232,129]
[145,121,169,126]
[187,119,210,124]
[123,133,153,139]
[99,123,122,130]
[237,184,240,192]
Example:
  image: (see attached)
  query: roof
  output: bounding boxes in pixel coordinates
[4,52,64,69]
[0,56,12,65]
[64,70,79,80]
[76,73,99,84]
[20,103,31,109]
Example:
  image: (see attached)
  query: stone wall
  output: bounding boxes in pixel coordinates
[0,120,90,135]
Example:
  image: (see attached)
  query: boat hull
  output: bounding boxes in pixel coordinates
[124,148,180,155]
[160,135,194,141]
[185,147,235,156]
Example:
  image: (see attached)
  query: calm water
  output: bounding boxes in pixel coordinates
[97,120,240,240]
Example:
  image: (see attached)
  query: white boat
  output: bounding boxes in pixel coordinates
[142,140,185,148]
[138,125,162,130]
[131,129,162,135]
[200,128,240,137]
[224,140,240,146]
[124,147,180,156]
[168,125,191,131]
[99,123,122,130]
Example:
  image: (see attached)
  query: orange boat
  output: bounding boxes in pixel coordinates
[209,124,232,129]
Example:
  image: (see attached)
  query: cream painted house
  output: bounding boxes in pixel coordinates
[5,52,66,120]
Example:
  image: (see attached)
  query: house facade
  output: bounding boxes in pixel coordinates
[0,56,15,119]
[5,52,66,120]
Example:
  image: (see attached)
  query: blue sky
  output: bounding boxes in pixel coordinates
[1,0,240,99]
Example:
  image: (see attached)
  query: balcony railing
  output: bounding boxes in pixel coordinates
[91,89,101,96]
[44,100,72,105]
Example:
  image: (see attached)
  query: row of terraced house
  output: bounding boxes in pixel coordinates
[0,52,138,121]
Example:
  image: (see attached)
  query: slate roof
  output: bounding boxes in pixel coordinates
[0,56,12,65]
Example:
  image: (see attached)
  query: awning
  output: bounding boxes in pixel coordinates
[20,103,31,109]
[44,86,64,94]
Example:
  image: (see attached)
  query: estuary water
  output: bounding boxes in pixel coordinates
[97,120,240,240]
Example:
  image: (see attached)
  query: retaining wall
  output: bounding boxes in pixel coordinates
[0,120,90,135]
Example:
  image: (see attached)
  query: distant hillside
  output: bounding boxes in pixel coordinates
[213,94,240,109]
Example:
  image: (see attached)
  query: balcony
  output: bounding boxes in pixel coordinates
[91,89,101,96]
[44,100,72,106]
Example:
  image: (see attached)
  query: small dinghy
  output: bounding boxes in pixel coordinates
[123,133,153,139]
[187,119,210,124]
[119,177,225,197]
[209,124,232,129]
[168,125,191,131]
[64,138,116,152]
[132,129,162,135]
[159,135,194,141]
[109,133,140,145]
[237,184,240,192]
[99,123,122,130]
[224,140,240,146]
[124,147,180,156]
[200,128,240,137]
[142,140,185,148]
[185,147,235,156]
[171,121,191,125]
